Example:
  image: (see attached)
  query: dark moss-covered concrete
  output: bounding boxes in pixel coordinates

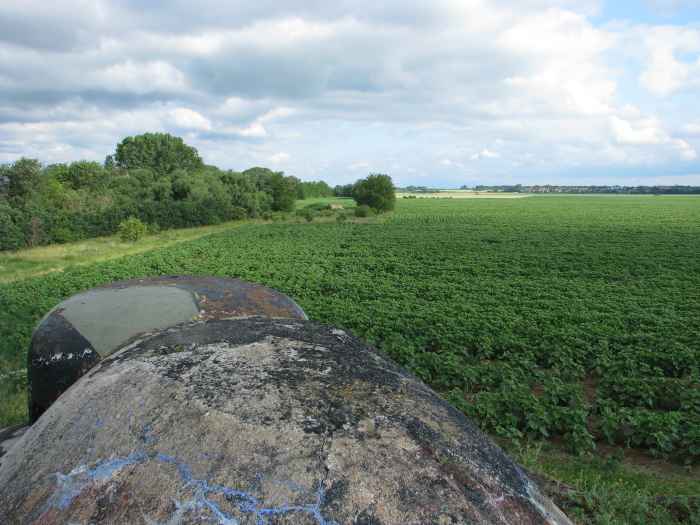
[26,276,307,422]
[4,318,571,524]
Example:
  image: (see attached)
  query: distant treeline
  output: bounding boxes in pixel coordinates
[0,133,332,251]
[461,184,700,194]
[395,186,441,193]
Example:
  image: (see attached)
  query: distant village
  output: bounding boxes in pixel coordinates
[462,185,700,194]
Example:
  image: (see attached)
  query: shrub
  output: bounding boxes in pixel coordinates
[354,204,373,218]
[352,173,396,213]
[336,213,348,223]
[231,206,248,221]
[296,208,316,222]
[0,203,26,250]
[117,217,148,242]
[51,227,79,244]
[303,202,331,212]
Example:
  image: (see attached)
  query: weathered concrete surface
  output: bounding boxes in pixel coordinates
[27,276,307,422]
[3,318,572,524]
[0,424,29,470]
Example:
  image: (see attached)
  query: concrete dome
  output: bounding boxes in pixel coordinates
[27,276,307,422]
[3,317,571,524]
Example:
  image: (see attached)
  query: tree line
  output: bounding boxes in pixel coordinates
[0,133,326,251]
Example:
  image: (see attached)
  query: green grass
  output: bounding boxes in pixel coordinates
[1,195,699,523]
[511,441,700,524]
[0,218,255,284]
[295,196,354,208]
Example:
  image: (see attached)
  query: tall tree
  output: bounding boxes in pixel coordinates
[113,133,203,176]
[4,158,43,202]
[352,173,396,212]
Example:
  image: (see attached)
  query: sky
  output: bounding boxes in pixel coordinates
[0,1,699,187]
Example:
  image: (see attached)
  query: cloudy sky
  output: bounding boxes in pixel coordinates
[1,1,699,187]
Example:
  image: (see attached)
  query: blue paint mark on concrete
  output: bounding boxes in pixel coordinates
[44,424,338,525]
[140,423,156,444]
[47,450,148,510]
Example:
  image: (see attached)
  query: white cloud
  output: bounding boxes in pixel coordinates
[92,60,187,94]
[610,116,697,160]
[673,139,698,160]
[349,161,370,170]
[168,108,211,131]
[269,152,290,164]
[682,123,700,135]
[637,26,700,96]
[471,149,500,160]
[497,8,615,116]
[235,122,267,138]
[610,116,668,145]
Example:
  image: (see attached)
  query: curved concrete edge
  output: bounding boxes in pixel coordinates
[0,424,29,469]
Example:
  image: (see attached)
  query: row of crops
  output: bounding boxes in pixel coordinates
[1,196,698,460]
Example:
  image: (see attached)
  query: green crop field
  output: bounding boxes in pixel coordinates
[1,195,699,522]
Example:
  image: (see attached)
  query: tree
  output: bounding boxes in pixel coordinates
[334,184,354,197]
[243,167,298,212]
[4,158,43,202]
[352,173,396,213]
[47,161,106,190]
[299,181,333,199]
[270,173,299,212]
[113,133,203,176]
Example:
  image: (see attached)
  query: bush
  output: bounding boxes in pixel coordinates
[354,205,373,218]
[231,206,248,221]
[297,208,316,222]
[117,217,148,242]
[0,203,26,250]
[303,202,331,212]
[336,213,348,223]
[352,173,396,213]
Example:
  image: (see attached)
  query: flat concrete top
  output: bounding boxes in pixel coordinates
[56,286,199,357]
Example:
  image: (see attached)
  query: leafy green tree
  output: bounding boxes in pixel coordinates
[220,171,272,217]
[243,167,298,212]
[299,181,333,199]
[0,202,26,250]
[352,173,396,212]
[104,155,116,170]
[4,158,43,202]
[334,184,354,197]
[270,173,299,212]
[113,133,203,176]
[46,161,106,190]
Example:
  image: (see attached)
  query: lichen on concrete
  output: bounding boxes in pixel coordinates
[2,317,571,524]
